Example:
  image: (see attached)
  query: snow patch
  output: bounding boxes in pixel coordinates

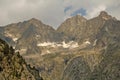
[37,42,56,47]
[47,50,51,53]
[4,32,13,37]
[41,50,51,56]
[13,38,18,41]
[37,41,79,49]
[84,41,91,44]
[102,16,110,20]
[20,49,27,52]
[4,32,18,42]
[62,41,70,48]
[36,35,40,38]
[62,41,79,48]
[13,46,15,49]
[70,43,79,49]
[93,39,98,46]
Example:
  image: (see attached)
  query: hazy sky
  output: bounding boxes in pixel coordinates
[0,0,120,28]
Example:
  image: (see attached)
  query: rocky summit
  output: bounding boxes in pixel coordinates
[0,11,120,80]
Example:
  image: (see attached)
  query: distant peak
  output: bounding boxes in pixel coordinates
[75,14,82,17]
[29,18,40,22]
[99,11,108,16]
[66,14,87,23]
[99,11,112,20]
[74,14,86,20]
[27,18,42,25]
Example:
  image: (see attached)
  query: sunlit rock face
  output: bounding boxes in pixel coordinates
[62,56,91,80]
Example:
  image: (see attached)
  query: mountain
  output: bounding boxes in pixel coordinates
[0,18,62,54]
[0,39,43,80]
[57,11,116,44]
[57,15,87,42]
[15,18,61,55]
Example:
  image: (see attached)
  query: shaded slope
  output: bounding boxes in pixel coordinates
[0,39,43,80]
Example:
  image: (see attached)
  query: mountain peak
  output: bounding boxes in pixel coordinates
[99,11,108,16]
[72,14,87,21]
[64,14,87,24]
[28,18,42,24]
[29,18,39,21]
[99,11,112,20]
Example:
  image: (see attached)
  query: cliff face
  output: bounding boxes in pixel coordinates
[62,43,120,80]
[90,43,120,80]
[62,56,91,80]
[62,38,120,80]
[0,39,43,80]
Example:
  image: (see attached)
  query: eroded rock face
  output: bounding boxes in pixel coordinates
[62,56,91,80]
[0,39,43,80]
[62,43,120,80]
[90,43,120,80]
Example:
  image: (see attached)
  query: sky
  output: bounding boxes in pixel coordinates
[0,0,120,28]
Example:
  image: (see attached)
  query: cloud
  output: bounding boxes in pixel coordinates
[70,8,86,16]
[0,0,65,28]
[86,5,106,18]
[0,0,120,28]
[64,5,72,13]
[63,0,120,19]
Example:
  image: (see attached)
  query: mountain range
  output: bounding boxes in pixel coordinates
[0,11,120,80]
[0,11,118,54]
